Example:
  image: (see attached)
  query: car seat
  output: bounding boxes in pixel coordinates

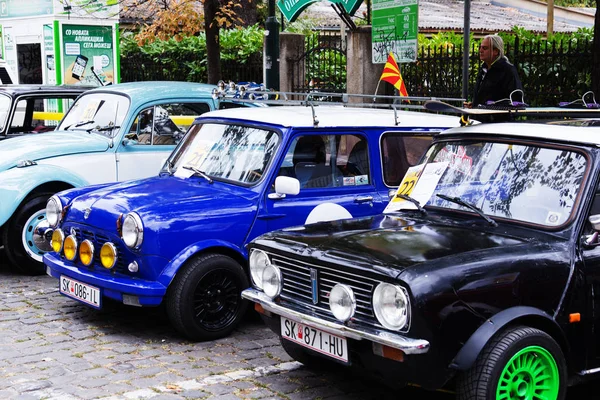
[293,136,330,188]
[346,141,369,176]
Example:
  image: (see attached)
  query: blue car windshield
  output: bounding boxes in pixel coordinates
[169,123,280,184]
[409,140,587,227]
[57,93,129,138]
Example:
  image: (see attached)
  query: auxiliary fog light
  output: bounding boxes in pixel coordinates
[100,243,118,269]
[63,235,78,261]
[51,229,65,253]
[79,240,94,266]
[329,284,356,322]
[128,261,139,273]
[373,283,409,331]
[249,249,270,289]
[262,264,282,298]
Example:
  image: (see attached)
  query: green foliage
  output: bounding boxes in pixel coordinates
[121,25,264,82]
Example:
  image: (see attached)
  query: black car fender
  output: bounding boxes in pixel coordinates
[448,305,566,371]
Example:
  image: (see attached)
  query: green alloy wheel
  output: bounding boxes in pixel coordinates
[456,326,566,400]
[496,346,559,400]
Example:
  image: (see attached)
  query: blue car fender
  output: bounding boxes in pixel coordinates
[157,238,247,288]
[0,165,89,227]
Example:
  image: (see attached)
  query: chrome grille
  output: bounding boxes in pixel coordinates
[270,252,380,324]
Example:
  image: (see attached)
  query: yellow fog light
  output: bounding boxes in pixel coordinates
[79,240,94,266]
[64,235,78,261]
[100,243,117,269]
[51,229,65,253]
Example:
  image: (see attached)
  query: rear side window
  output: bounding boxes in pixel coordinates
[381,133,433,187]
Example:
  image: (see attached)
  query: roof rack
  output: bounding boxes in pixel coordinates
[424,98,600,126]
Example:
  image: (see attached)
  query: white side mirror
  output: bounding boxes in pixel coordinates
[268,176,300,199]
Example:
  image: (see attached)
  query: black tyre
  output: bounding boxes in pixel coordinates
[456,326,567,400]
[166,253,249,341]
[2,193,53,275]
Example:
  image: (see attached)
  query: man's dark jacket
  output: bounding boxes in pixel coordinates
[473,57,523,107]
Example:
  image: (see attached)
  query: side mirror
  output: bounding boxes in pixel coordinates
[268,176,300,200]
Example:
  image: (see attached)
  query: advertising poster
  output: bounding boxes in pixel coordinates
[62,24,114,86]
[0,0,53,19]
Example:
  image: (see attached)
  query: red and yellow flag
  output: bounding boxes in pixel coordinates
[380,52,409,97]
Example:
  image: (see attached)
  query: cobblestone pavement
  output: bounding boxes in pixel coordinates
[0,250,597,400]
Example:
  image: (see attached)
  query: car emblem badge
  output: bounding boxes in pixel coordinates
[84,208,91,219]
[310,268,318,304]
[70,227,76,236]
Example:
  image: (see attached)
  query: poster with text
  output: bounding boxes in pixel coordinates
[62,24,114,86]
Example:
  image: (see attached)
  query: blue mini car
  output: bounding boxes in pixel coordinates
[43,106,459,341]
[0,81,253,274]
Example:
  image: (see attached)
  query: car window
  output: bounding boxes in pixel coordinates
[127,103,210,146]
[11,97,76,134]
[381,133,433,187]
[58,92,129,138]
[0,93,11,132]
[279,134,369,189]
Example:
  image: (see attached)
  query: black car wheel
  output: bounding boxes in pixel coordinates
[166,253,248,341]
[456,326,566,400]
[2,193,52,275]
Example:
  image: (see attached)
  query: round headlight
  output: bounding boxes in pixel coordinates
[262,264,282,298]
[46,196,63,228]
[373,283,409,331]
[63,235,78,261]
[249,249,270,289]
[100,243,118,269]
[79,240,94,266]
[329,284,356,322]
[122,213,143,249]
[51,229,65,253]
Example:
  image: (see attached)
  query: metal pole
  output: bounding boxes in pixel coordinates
[462,0,471,100]
[265,0,280,90]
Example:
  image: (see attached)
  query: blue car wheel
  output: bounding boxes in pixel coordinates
[166,253,249,341]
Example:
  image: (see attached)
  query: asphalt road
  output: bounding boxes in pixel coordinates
[0,248,598,399]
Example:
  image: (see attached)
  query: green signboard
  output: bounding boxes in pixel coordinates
[278,0,363,22]
[0,0,53,18]
[372,0,419,64]
[62,24,114,86]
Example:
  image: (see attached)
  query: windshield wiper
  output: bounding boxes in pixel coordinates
[396,194,427,214]
[436,194,497,227]
[63,120,95,130]
[89,124,120,133]
[183,165,213,184]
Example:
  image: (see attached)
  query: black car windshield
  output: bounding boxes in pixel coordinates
[167,123,280,184]
[0,93,11,132]
[57,93,129,138]
[392,140,587,227]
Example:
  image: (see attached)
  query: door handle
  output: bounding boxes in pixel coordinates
[354,196,373,204]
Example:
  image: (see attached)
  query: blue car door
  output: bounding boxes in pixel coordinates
[254,132,387,235]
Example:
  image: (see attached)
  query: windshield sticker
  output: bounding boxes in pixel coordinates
[384,162,448,213]
[436,146,472,175]
[343,177,355,186]
[355,175,369,185]
[81,100,100,121]
[546,212,562,225]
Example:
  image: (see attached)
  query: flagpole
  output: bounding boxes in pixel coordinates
[373,80,382,102]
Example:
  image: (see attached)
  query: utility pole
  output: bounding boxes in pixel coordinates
[265,0,280,90]
[547,0,554,36]
[462,0,471,101]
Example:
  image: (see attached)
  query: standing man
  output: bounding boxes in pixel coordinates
[466,35,523,108]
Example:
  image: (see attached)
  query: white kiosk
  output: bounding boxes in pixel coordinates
[0,0,120,86]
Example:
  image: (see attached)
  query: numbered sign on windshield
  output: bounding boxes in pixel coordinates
[384,162,448,213]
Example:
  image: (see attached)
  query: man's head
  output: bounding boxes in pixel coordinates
[479,35,504,67]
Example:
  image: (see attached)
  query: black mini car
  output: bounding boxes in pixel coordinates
[243,118,600,399]
[0,84,90,139]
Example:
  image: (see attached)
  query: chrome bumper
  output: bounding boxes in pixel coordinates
[242,288,430,355]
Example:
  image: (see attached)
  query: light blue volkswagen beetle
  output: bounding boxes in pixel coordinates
[0,81,253,275]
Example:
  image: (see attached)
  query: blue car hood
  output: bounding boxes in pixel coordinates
[0,131,110,171]
[65,175,257,234]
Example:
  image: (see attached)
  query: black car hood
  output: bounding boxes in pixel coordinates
[256,213,549,278]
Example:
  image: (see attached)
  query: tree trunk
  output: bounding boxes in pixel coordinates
[593,3,600,96]
[204,0,221,84]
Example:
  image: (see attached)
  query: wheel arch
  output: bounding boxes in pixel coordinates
[449,306,570,372]
[158,240,248,288]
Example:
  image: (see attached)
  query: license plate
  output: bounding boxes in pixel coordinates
[59,275,101,309]
[281,317,348,362]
